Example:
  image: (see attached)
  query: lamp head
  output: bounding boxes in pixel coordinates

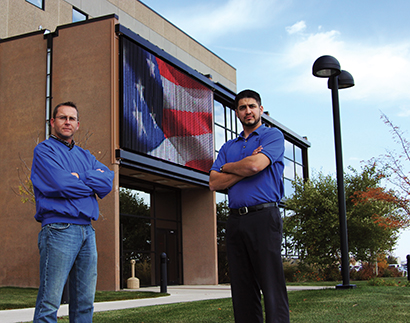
[327,70,355,89]
[337,70,354,89]
[312,55,341,78]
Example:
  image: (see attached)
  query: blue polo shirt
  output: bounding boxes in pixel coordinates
[210,124,284,209]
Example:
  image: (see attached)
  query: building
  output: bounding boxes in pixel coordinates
[0,0,310,291]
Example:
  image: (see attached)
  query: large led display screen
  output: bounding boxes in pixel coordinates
[122,38,214,173]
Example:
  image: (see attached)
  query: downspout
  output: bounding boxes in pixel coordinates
[44,30,53,139]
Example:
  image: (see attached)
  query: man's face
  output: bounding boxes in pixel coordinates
[50,106,80,143]
[235,97,263,128]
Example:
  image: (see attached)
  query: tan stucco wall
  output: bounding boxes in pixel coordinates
[0,0,72,38]
[181,188,218,285]
[0,32,48,288]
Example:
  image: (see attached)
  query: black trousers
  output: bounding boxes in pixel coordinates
[226,206,290,323]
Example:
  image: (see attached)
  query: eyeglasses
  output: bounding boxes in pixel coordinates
[55,115,78,122]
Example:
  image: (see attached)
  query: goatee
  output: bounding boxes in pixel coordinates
[240,116,261,128]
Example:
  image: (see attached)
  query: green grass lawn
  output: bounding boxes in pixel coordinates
[288,284,410,323]
[1,279,410,322]
[0,287,168,311]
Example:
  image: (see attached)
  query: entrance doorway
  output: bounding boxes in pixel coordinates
[157,229,179,285]
[120,185,182,288]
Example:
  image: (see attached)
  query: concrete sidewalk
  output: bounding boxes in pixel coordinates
[0,285,330,323]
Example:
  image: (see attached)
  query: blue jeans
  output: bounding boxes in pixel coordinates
[33,223,97,323]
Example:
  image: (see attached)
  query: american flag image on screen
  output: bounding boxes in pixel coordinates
[122,38,214,173]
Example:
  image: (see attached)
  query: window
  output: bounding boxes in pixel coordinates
[26,0,44,10]
[283,139,305,198]
[213,103,238,283]
[73,7,88,23]
[213,100,238,155]
[216,192,229,283]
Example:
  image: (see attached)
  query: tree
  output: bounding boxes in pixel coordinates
[284,172,340,270]
[119,188,151,252]
[371,113,410,224]
[15,154,36,204]
[284,164,405,274]
[119,188,152,286]
[346,165,405,261]
[216,199,230,283]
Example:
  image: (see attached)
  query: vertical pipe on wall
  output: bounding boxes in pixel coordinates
[44,31,53,139]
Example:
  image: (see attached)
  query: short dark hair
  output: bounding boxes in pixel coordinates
[234,89,262,109]
[52,101,79,120]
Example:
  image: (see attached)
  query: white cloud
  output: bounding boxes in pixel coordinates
[397,105,410,117]
[286,21,306,35]
[266,23,410,106]
[345,43,410,101]
[162,0,285,44]
[283,30,343,68]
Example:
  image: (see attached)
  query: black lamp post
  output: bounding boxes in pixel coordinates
[312,55,356,289]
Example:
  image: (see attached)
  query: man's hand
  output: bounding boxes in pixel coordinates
[209,170,244,191]
[71,169,104,179]
[252,145,263,155]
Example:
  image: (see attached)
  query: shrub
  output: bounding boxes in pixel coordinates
[367,277,399,286]
[381,266,402,278]
[283,260,298,282]
[283,261,326,282]
[293,270,324,282]
[321,265,341,281]
[381,267,394,277]
[350,262,404,280]
[350,268,359,280]
[354,262,375,280]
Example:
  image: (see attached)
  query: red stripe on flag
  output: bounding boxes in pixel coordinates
[163,110,212,137]
[185,159,213,172]
[157,58,207,90]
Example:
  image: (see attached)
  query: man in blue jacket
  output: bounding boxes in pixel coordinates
[209,90,289,323]
[31,102,114,323]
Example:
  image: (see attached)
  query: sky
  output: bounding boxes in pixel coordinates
[140,0,410,263]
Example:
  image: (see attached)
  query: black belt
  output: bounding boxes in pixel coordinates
[230,202,278,215]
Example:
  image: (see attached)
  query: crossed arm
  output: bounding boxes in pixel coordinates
[31,145,113,199]
[209,146,270,191]
[71,168,104,178]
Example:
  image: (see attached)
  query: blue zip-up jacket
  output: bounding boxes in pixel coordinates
[31,137,114,226]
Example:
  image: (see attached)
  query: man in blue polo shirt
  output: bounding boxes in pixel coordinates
[209,89,289,323]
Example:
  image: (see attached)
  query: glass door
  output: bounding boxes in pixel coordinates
[120,185,182,288]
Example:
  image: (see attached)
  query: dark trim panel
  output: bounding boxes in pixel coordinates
[116,149,210,187]
[0,29,45,43]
